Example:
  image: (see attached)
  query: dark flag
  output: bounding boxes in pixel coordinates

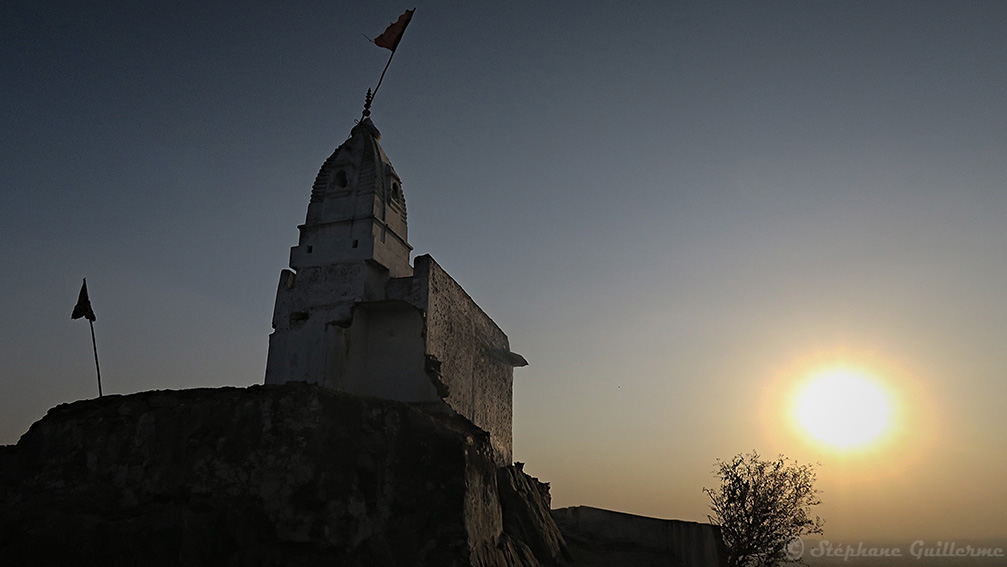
[71,277,103,396]
[373,9,414,52]
[71,279,96,322]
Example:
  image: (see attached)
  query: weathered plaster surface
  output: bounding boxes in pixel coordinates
[390,255,516,465]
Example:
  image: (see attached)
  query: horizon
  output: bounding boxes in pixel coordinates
[2,1,1005,546]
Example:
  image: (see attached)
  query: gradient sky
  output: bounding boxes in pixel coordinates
[3,1,1006,544]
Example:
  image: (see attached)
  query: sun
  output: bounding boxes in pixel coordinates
[793,368,893,450]
[763,354,935,479]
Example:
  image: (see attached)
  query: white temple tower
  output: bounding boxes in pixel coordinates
[265,117,524,465]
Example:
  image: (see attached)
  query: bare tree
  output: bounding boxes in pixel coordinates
[704,452,824,567]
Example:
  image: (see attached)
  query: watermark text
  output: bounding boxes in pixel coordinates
[787,539,1006,561]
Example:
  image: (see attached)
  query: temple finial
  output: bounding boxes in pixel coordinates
[361,88,374,119]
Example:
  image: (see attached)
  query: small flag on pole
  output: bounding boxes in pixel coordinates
[373,9,414,52]
[71,278,102,397]
[363,9,415,118]
[71,279,96,322]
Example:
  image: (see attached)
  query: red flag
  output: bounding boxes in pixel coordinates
[373,9,414,52]
[71,279,96,322]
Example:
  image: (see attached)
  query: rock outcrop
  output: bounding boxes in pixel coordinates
[0,383,567,566]
[498,463,571,565]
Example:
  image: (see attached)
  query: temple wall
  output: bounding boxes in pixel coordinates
[393,255,514,465]
[323,300,440,404]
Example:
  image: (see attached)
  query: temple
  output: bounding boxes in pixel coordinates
[265,117,525,465]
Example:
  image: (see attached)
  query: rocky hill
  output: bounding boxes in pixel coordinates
[0,383,568,566]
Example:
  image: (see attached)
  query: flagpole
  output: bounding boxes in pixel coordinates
[373,50,396,98]
[362,50,396,119]
[89,319,102,397]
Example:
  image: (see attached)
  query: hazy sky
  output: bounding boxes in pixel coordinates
[3,1,1006,544]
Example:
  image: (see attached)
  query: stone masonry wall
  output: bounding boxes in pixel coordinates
[551,506,728,567]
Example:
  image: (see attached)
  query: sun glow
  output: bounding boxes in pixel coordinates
[793,368,893,450]
[762,353,938,481]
